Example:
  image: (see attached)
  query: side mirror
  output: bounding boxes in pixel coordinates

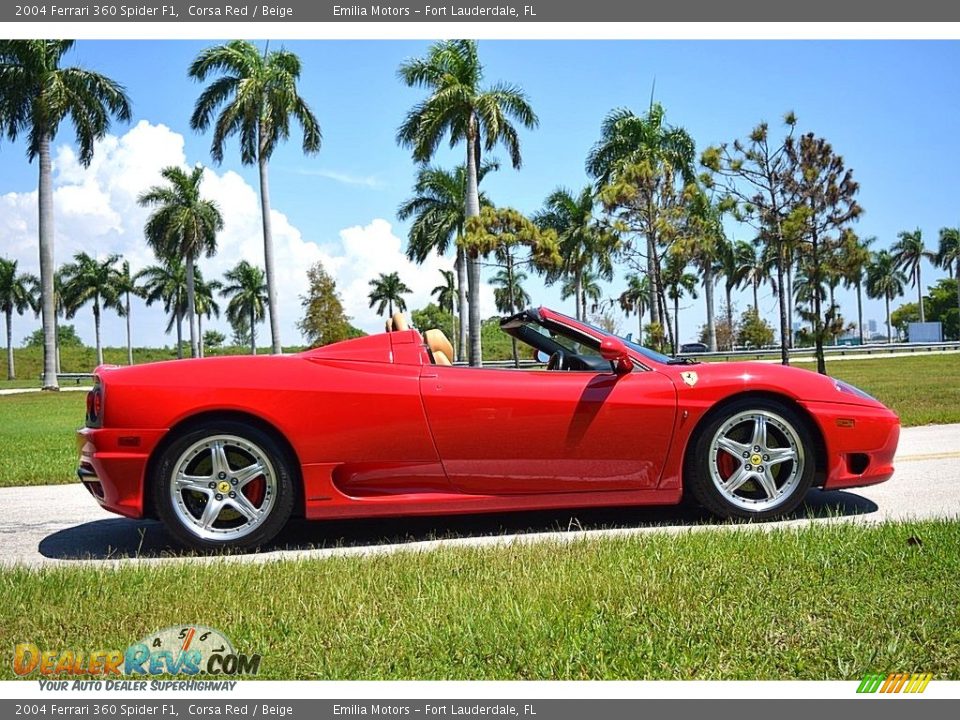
[599,337,632,374]
[534,350,551,364]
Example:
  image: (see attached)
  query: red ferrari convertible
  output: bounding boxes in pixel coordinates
[76,307,899,550]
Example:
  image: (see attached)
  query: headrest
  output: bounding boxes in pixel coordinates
[424,328,454,364]
[432,350,452,366]
[391,312,409,332]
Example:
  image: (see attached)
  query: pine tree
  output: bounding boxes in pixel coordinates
[298,262,354,347]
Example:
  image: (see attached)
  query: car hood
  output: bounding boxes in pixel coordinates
[658,360,887,409]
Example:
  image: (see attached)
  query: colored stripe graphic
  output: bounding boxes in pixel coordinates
[858,672,932,694]
[857,673,885,693]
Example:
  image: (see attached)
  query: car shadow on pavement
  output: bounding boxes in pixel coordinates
[38,488,879,562]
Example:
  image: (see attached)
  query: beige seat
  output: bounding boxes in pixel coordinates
[424,328,454,366]
[385,312,409,332]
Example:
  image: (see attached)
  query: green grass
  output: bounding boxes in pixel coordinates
[0,392,86,487]
[2,520,958,680]
[827,355,960,426]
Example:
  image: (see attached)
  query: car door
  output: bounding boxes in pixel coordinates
[419,364,677,495]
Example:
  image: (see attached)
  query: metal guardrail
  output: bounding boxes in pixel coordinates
[456,342,960,366]
[681,341,960,361]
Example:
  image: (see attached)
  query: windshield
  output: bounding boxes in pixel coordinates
[572,317,674,364]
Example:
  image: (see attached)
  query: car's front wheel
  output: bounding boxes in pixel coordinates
[686,399,815,520]
[154,421,295,551]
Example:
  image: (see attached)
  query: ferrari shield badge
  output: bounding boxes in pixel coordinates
[680,371,698,387]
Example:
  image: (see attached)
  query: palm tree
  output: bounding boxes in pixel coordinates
[138,165,223,359]
[431,269,457,350]
[937,227,960,320]
[560,269,603,317]
[368,272,412,319]
[619,272,650,344]
[892,229,935,323]
[398,161,498,360]
[190,40,321,355]
[586,103,695,332]
[839,233,875,345]
[743,241,773,316]
[221,261,267,355]
[662,253,699,355]
[490,267,531,367]
[397,39,538,366]
[716,239,753,350]
[534,186,618,322]
[137,258,189,358]
[59,252,121,367]
[0,258,39,380]
[103,260,141,365]
[0,40,131,390]
[866,250,907,344]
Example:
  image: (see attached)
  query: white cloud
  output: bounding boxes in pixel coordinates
[0,121,494,350]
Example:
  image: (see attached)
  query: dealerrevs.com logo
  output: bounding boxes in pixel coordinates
[13,625,261,681]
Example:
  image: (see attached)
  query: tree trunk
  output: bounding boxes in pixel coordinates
[647,236,659,328]
[250,304,257,355]
[956,265,960,326]
[258,138,282,354]
[786,258,794,349]
[94,295,103,367]
[753,279,759,315]
[465,121,482,367]
[725,284,735,351]
[198,313,204,359]
[775,243,789,366]
[856,280,864,345]
[885,295,892,344]
[704,261,717,352]
[811,228,826,375]
[507,252,519,368]
[575,270,583,322]
[5,308,13,380]
[125,291,133,365]
[185,255,198,359]
[917,267,925,323]
[175,311,183,360]
[38,133,59,390]
[673,296,680,356]
[455,248,467,362]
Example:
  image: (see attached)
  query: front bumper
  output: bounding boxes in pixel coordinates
[76,427,167,519]
[800,401,900,490]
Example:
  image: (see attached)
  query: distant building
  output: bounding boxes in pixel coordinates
[867,319,878,334]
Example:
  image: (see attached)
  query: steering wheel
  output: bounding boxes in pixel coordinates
[547,350,567,371]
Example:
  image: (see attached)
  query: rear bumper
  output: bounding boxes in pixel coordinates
[800,401,900,490]
[76,427,167,519]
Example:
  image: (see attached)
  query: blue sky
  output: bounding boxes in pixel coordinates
[2,40,958,347]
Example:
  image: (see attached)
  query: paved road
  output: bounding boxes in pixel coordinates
[1,423,958,568]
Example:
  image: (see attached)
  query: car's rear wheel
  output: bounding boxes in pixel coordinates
[154,421,295,551]
[685,399,815,520]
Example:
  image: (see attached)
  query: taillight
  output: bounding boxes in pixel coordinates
[86,381,104,428]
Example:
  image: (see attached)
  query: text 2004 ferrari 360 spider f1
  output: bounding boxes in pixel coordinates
[76,307,899,550]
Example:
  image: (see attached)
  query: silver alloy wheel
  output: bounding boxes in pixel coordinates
[169,434,278,542]
[707,409,805,512]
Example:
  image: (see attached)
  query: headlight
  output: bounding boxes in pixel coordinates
[835,380,878,403]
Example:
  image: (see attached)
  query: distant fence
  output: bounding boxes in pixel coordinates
[455,341,960,367]
[681,341,960,362]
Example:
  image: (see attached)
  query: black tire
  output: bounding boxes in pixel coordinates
[684,398,816,521]
[153,420,295,551]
